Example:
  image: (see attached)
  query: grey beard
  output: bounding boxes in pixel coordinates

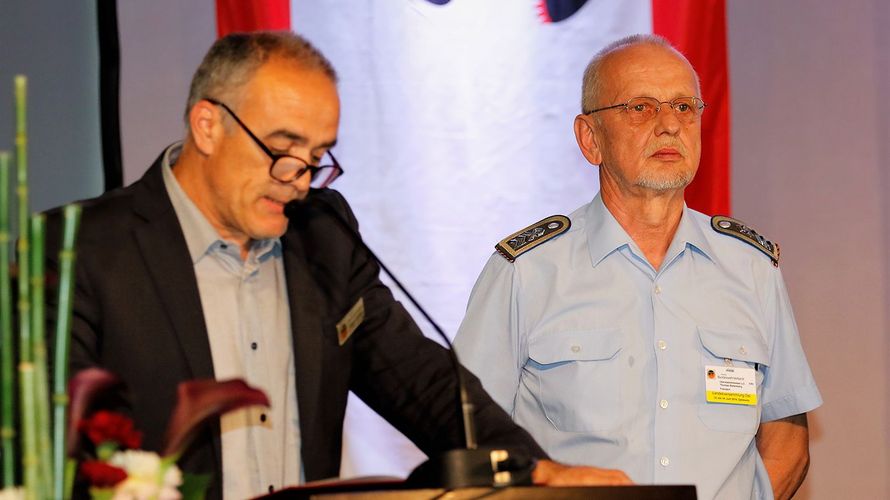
[635,170,694,191]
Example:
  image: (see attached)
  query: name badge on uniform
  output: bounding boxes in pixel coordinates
[336,297,365,346]
[705,365,757,405]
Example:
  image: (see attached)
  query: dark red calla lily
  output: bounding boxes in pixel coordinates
[67,368,124,455]
[162,379,269,457]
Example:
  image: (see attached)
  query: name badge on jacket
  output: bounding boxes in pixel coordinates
[337,297,365,346]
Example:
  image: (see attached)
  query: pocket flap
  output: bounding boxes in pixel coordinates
[698,327,769,365]
[529,329,622,364]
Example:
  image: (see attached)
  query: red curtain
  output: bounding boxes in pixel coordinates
[213,0,731,216]
[653,0,731,216]
[215,0,290,37]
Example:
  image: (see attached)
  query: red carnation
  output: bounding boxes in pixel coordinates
[80,460,128,488]
[79,410,143,449]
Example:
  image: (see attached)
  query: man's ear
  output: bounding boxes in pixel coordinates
[188,100,222,156]
[573,114,603,166]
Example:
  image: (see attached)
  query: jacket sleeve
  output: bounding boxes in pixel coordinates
[316,190,548,459]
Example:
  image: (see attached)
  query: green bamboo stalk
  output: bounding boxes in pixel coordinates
[0,152,15,487]
[29,214,52,496]
[14,75,39,500]
[63,459,75,500]
[18,362,38,500]
[52,204,80,500]
[14,75,30,368]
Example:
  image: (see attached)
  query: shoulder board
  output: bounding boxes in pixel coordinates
[711,215,780,266]
[495,215,571,262]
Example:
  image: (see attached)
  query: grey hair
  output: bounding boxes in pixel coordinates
[184,31,337,125]
[580,34,700,113]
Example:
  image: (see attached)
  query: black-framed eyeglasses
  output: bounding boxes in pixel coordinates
[585,96,706,125]
[205,98,344,188]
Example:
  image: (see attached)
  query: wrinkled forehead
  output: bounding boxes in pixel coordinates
[233,59,340,148]
[599,44,699,101]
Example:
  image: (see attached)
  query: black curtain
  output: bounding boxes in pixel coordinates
[96,0,122,191]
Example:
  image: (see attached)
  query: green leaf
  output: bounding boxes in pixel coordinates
[88,486,115,500]
[95,441,119,461]
[179,472,211,500]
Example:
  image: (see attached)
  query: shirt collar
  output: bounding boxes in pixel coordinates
[586,192,714,268]
[585,192,635,267]
[669,204,715,263]
[161,141,281,264]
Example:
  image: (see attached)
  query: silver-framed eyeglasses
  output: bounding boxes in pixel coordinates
[206,98,344,188]
[585,96,706,125]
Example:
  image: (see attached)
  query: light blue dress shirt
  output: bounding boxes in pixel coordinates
[454,193,822,500]
[161,143,302,499]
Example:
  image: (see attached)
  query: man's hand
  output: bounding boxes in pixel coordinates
[531,459,633,486]
[756,413,810,500]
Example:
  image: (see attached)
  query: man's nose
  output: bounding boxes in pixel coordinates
[653,105,681,135]
[291,170,312,197]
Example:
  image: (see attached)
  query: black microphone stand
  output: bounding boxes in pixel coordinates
[293,195,533,489]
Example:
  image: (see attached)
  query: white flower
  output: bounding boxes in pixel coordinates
[162,465,183,490]
[111,478,159,500]
[108,450,182,500]
[0,487,24,500]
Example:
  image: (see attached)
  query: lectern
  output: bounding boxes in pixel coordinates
[262,481,697,499]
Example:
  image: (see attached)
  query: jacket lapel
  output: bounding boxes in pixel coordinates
[131,159,215,380]
[129,157,221,475]
[281,229,325,466]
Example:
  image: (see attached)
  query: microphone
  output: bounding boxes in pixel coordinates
[289,193,533,489]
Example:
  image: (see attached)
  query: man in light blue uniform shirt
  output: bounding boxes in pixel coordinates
[454,34,821,500]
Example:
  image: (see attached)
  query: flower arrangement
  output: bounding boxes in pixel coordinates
[76,410,180,500]
[81,448,183,500]
[77,412,181,500]
[66,370,269,500]
[0,75,270,500]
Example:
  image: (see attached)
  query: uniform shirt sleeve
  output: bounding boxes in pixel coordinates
[759,265,823,422]
[454,253,525,416]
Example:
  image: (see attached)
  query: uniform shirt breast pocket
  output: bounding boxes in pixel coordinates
[526,329,622,433]
[697,327,769,434]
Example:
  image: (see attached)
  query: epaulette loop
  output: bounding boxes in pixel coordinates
[711,215,780,266]
[495,215,570,262]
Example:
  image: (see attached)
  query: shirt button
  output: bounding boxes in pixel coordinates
[260,413,267,423]
[739,346,748,355]
[570,345,581,353]
[659,399,669,409]
[654,285,662,294]
[251,342,258,350]
[657,340,667,350]
[268,485,275,493]
[660,456,670,467]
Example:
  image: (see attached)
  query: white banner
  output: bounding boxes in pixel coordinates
[293,0,652,478]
